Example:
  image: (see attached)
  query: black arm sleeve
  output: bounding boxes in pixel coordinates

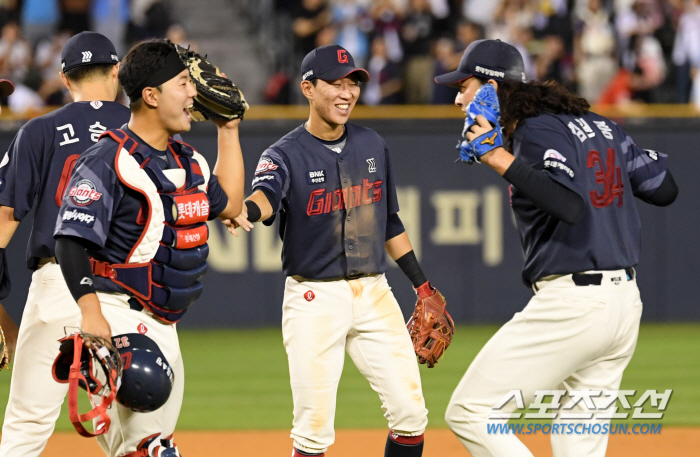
[55,236,97,302]
[395,250,428,288]
[386,212,406,241]
[636,170,678,207]
[244,200,262,222]
[0,248,10,300]
[503,157,585,225]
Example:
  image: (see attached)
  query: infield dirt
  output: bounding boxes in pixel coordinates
[26,427,700,456]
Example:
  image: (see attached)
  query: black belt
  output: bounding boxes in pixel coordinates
[572,267,635,286]
[533,267,635,291]
[291,273,379,282]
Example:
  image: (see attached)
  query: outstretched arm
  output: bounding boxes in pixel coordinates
[212,119,245,220]
[222,190,274,236]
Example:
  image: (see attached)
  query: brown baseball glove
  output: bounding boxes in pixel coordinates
[406,282,454,368]
[174,43,249,122]
[0,324,9,371]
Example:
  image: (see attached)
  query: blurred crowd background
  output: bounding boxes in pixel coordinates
[1,0,700,115]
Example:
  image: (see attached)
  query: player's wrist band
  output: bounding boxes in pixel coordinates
[244,200,261,222]
[395,250,428,288]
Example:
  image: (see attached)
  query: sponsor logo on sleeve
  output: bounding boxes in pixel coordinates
[543,149,567,162]
[252,175,275,185]
[543,149,574,179]
[255,157,278,175]
[62,207,96,227]
[544,159,575,179]
[645,149,659,161]
[306,170,326,184]
[68,179,102,206]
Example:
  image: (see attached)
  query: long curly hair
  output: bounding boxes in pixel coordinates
[485,79,590,140]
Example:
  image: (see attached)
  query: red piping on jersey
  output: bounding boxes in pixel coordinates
[55,154,81,206]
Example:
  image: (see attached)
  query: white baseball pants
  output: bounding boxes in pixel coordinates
[0,264,183,457]
[283,274,428,454]
[445,269,643,457]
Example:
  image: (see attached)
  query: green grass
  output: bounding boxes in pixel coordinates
[0,324,697,431]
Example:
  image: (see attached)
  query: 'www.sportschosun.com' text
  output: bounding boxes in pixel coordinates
[487,423,662,435]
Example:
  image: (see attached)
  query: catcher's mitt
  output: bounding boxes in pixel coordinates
[0,324,8,371]
[406,282,455,368]
[174,44,249,122]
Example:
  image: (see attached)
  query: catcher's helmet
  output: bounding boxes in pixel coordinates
[52,332,122,437]
[114,333,174,412]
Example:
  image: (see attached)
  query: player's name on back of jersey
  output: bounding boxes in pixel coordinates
[306,179,383,216]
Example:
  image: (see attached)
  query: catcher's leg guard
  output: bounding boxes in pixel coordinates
[121,434,181,457]
[385,431,424,457]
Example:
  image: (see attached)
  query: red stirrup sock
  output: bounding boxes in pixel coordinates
[385,431,424,457]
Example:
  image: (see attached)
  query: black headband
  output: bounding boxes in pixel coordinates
[128,50,187,103]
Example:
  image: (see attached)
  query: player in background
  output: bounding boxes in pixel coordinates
[53,39,244,457]
[229,44,441,457]
[435,39,678,457]
[0,33,131,457]
[0,78,17,366]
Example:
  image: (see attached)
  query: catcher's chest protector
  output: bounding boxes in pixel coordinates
[90,129,211,323]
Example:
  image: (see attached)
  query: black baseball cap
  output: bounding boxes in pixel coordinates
[61,32,119,73]
[301,44,369,83]
[435,39,526,86]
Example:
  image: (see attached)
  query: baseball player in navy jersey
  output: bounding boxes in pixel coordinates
[0,78,17,367]
[229,44,440,457]
[51,39,245,457]
[0,32,132,457]
[435,39,679,457]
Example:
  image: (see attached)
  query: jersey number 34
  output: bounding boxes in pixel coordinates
[587,148,623,208]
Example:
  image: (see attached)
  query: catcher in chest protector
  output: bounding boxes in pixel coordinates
[50,39,247,457]
[227,44,454,457]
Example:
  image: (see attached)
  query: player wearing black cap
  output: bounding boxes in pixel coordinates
[436,39,678,457]
[229,44,437,457]
[0,32,130,457]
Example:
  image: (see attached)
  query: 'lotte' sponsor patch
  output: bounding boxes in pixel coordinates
[307,170,326,184]
[62,207,96,227]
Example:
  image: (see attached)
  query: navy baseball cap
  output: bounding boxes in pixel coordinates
[435,39,526,86]
[301,44,369,83]
[61,32,119,73]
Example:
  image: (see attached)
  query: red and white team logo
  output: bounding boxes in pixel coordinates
[255,158,278,175]
[304,290,315,302]
[68,179,102,206]
[137,323,148,335]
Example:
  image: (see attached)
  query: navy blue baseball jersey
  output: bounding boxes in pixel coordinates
[252,123,400,279]
[0,101,130,269]
[511,111,669,286]
[54,126,228,294]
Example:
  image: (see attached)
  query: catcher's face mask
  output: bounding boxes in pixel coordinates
[52,332,123,437]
